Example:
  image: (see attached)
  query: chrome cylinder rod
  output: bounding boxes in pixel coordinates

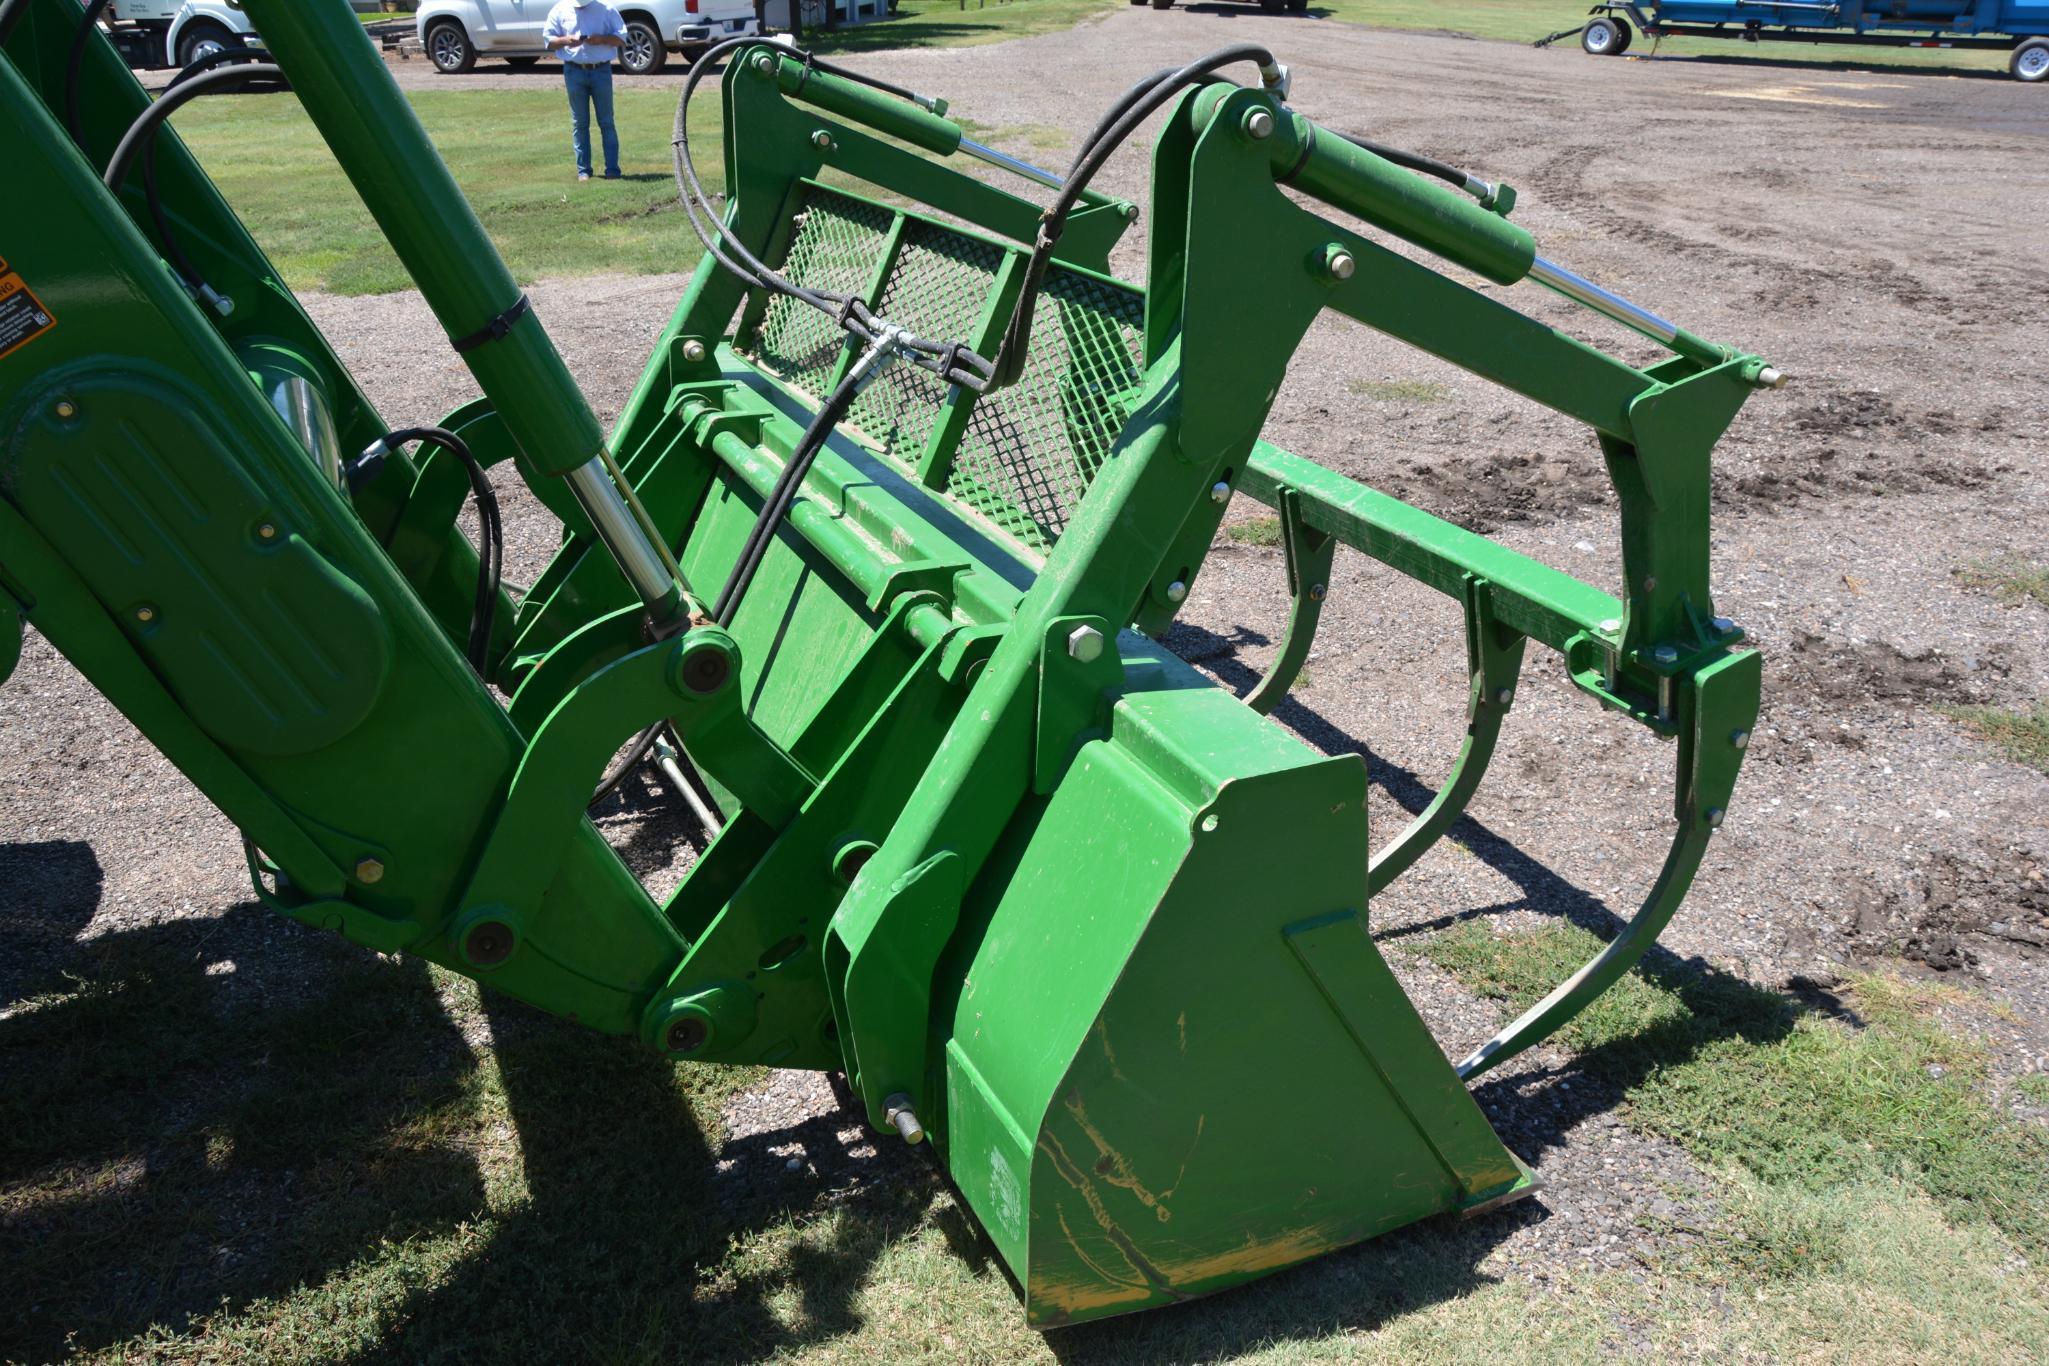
[265,373,346,491]
[1527,256,1679,346]
[564,458,687,625]
[957,137,1063,192]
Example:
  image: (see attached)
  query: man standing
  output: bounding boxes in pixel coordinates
[544,0,627,181]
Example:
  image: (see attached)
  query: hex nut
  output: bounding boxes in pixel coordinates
[1066,624,1104,664]
[354,857,385,884]
[681,339,708,363]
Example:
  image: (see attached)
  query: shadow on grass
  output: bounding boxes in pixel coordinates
[0,882,485,1363]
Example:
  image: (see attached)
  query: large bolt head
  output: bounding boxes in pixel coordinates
[677,639,734,695]
[463,919,516,967]
[1066,624,1104,664]
[681,339,708,363]
[665,1016,710,1054]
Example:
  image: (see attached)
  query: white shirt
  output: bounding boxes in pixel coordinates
[544,1,627,65]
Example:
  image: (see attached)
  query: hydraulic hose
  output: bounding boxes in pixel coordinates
[364,427,502,676]
[101,61,286,191]
[62,0,112,147]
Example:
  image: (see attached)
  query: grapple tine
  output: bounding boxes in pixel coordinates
[1244,485,1337,716]
[1367,576,1527,897]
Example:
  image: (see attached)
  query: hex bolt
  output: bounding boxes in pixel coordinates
[666,1016,710,1054]
[1066,624,1104,664]
[1730,728,1752,751]
[54,399,78,420]
[257,523,278,541]
[1324,247,1356,282]
[883,1092,926,1145]
[1704,807,1726,829]
[354,857,385,884]
[1165,580,1189,605]
[681,339,708,363]
[1493,687,1514,707]
[1210,480,1231,504]
[134,605,156,624]
[811,129,834,151]
[678,641,733,695]
[1308,582,1327,602]
[1243,108,1275,140]
[1651,645,1679,666]
[1598,617,1622,635]
[1710,616,1736,635]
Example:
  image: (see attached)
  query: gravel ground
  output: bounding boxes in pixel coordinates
[15,10,2049,1307]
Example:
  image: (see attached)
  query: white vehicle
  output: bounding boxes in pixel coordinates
[101,0,260,69]
[416,0,759,76]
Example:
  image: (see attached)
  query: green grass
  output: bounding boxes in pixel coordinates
[1347,377,1451,403]
[1415,921,2049,1262]
[1957,553,2049,609]
[1944,700,2049,774]
[801,0,1119,56]
[175,88,725,295]
[1225,514,1283,546]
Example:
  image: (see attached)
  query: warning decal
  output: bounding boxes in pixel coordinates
[0,257,58,364]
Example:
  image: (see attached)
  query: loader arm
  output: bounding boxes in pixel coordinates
[0,0,1769,1325]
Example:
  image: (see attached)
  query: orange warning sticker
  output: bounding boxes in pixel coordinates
[0,257,58,364]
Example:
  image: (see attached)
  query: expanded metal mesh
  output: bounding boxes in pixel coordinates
[946,268,1146,552]
[748,187,891,398]
[741,186,1148,555]
[844,221,1003,468]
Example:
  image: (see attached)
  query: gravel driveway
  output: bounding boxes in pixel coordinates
[16,9,2049,1299]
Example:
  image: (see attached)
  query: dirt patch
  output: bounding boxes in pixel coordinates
[1845,852,2049,972]
[1766,629,2017,716]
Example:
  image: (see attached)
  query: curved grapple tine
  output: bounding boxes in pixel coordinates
[1245,486,1336,715]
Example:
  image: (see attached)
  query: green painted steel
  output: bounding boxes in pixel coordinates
[1,3,1772,1325]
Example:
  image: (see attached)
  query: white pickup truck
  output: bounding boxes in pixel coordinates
[100,0,261,69]
[417,0,761,75]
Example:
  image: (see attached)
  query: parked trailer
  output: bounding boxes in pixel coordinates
[1563,0,2049,80]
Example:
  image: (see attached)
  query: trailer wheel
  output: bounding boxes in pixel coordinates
[1611,17,1634,52]
[2014,39,2049,82]
[1581,18,1626,55]
[1150,0,1175,9]
[426,19,477,75]
[175,21,241,68]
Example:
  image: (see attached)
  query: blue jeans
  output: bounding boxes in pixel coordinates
[563,62,619,177]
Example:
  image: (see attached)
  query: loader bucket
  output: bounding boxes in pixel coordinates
[0,0,1768,1325]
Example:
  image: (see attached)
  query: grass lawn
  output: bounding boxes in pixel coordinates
[8,904,2045,1361]
[176,89,721,295]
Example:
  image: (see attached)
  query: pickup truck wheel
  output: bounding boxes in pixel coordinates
[620,19,667,75]
[175,21,241,68]
[1581,17,1624,55]
[426,20,477,75]
[2014,39,2049,82]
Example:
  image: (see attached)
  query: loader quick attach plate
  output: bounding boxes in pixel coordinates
[0,8,1767,1330]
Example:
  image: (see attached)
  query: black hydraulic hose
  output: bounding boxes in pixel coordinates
[137,51,276,306]
[101,61,284,192]
[375,427,502,676]
[62,0,113,147]
[711,364,865,628]
[1334,130,1498,205]
[588,721,666,811]
[987,44,1278,390]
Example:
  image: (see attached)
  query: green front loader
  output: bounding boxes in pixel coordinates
[0,0,1770,1324]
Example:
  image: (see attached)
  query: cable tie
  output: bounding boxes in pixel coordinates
[450,294,533,354]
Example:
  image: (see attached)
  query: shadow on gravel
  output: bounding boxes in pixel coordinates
[0,901,484,1363]
[0,839,103,1005]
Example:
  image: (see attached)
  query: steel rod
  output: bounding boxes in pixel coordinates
[957,137,1064,191]
[1527,256,1681,345]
